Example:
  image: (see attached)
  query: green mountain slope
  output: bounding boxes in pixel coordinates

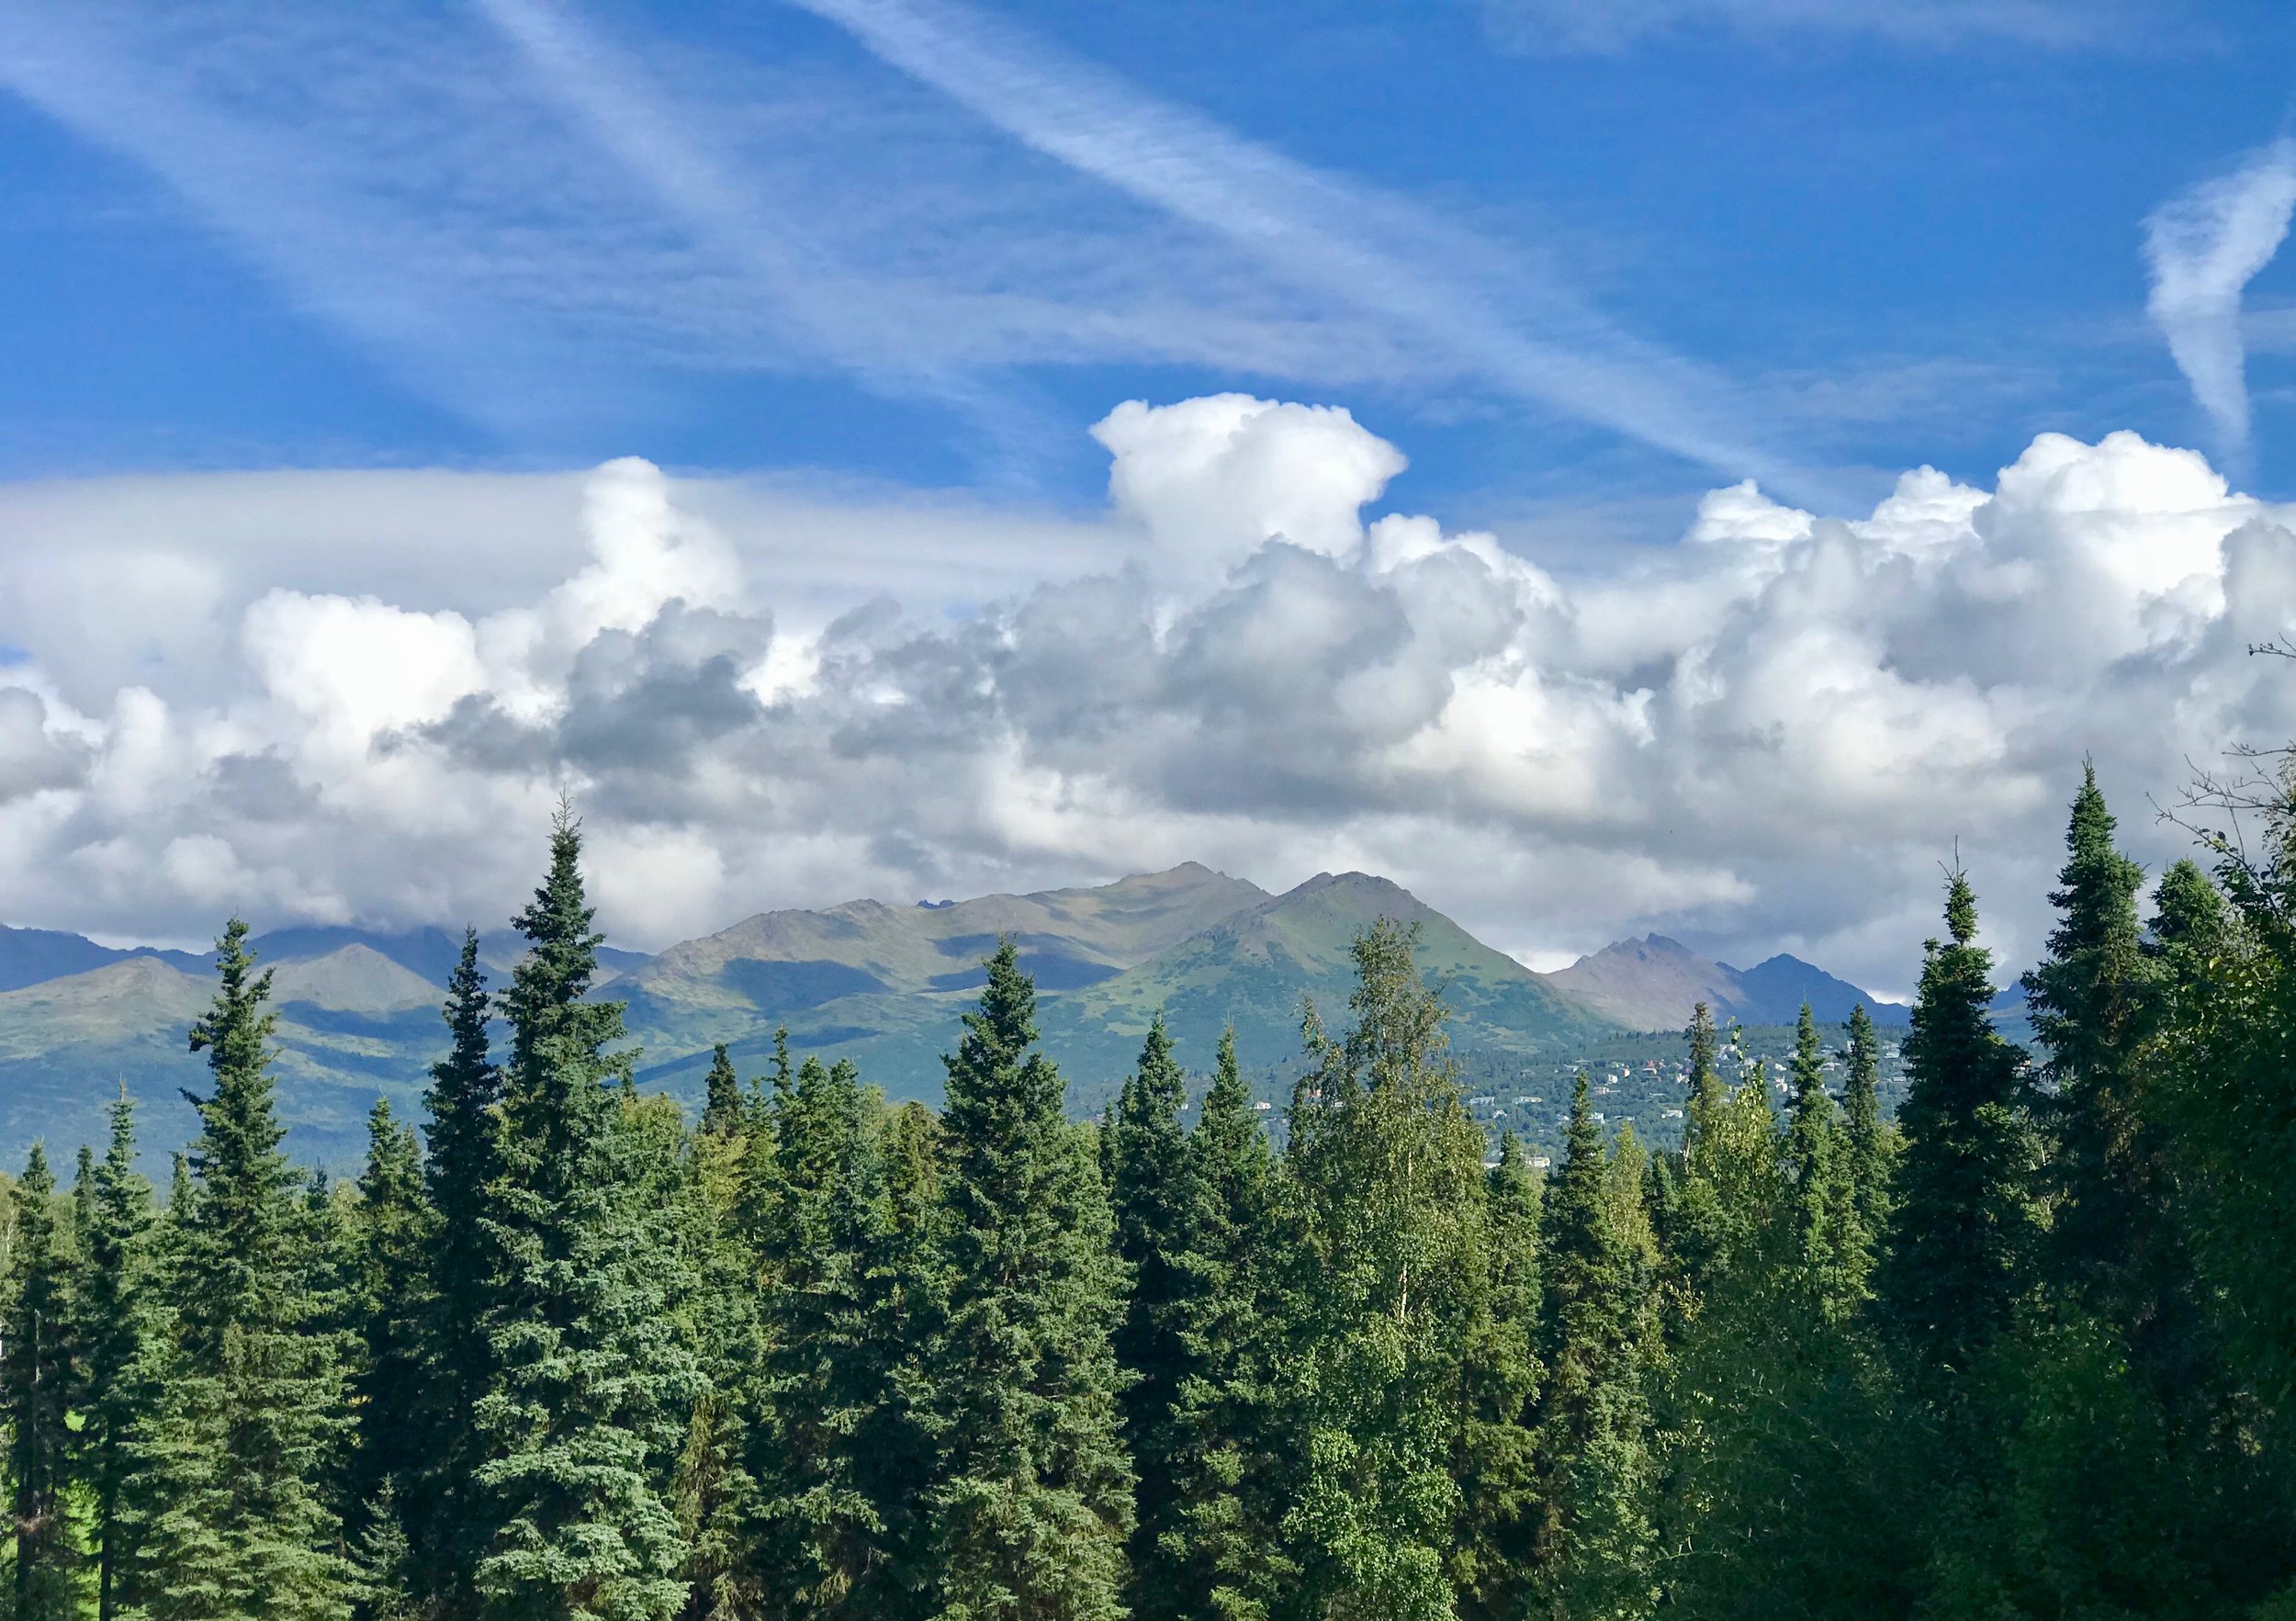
[1041,872,1621,1113]
[0,864,1640,1169]
[617,863,1273,1093]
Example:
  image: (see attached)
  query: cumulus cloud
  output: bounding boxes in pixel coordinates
[1,395,2291,998]
[2144,138,2296,457]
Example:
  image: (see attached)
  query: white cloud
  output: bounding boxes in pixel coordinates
[1092,396,1406,580]
[2144,138,2296,458]
[0,398,2291,997]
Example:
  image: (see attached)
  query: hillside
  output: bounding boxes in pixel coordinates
[1042,872,1619,1112]
[0,868,1930,1170]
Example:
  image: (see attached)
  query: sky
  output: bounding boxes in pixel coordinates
[3,0,2296,996]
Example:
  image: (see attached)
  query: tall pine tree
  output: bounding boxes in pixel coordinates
[1108,1014,1202,1617]
[1535,1075,1658,1621]
[928,938,1133,1621]
[474,807,700,1621]
[421,928,502,1616]
[121,917,354,1621]
[1878,869,2042,1379]
[75,1086,155,1621]
[347,1098,434,1603]
[7,1142,80,1621]
[1160,1028,1282,1621]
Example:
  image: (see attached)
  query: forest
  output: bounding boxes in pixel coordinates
[1,763,2292,1621]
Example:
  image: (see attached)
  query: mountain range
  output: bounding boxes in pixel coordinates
[0,866,1904,1170]
[1546,933,1912,1034]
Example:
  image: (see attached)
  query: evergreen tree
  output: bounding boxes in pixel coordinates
[7,1142,81,1621]
[1877,869,2041,1379]
[474,808,701,1621]
[1108,1015,1201,1616]
[120,917,355,1621]
[1683,1001,1726,1149]
[1160,1028,1282,1621]
[347,1101,433,1583]
[700,1045,742,1140]
[1840,1004,1889,1255]
[746,1055,921,1621]
[1452,1131,1543,1621]
[75,1086,155,1621]
[1780,1005,1856,1317]
[420,928,502,1615]
[928,938,1132,1621]
[2023,765,2154,1306]
[1535,1075,1658,1621]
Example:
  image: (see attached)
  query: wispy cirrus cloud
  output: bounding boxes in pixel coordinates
[784,0,1810,497]
[0,0,1811,491]
[2144,137,2296,462]
[1469,0,2139,54]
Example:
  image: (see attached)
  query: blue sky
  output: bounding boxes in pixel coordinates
[5,0,2293,516]
[6,0,2296,987]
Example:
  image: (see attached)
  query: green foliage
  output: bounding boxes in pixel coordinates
[928,938,1133,1621]
[1878,870,2042,1381]
[119,917,355,1621]
[1109,1015,1202,1616]
[37,774,2296,1621]
[418,927,502,1615]
[1276,919,1508,1621]
[1535,1075,1659,1621]
[344,1101,433,1583]
[1155,1027,1282,1621]
[76,1086,158,1621]
[472,807,701,1621]
[8,1141,82,1621]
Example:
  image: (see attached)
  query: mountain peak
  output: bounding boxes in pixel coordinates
[1547,936,1908,1031]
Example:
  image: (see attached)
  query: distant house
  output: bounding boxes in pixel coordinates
[1254,1100,1272,1112]
[1528,1155,1552,1170]
[1660,1108,1684,1120]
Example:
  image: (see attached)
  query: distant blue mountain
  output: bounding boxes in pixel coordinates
[1546,935,1910,1031]
[1735,953,1912,1028]
[0,925,206,993]
[0,920,656,998]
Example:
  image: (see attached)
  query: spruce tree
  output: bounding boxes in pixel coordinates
[745,1055,917,1620]
[1683,1001,1726,1148]
[1161,1028,1282,1621]
[1877,869,2041,1379]
[76,1086,155,1621]
[1534,1075,1658,1621]
[2023,765,2152,1304]
[1780,1005,1856,1317]
[700,1044,742,1139]
[927,938,1132,1621]
[7,1142,80,1621]
[474,809,700,1621]
[421,928,502,1615]
[1108,1014,1201,1615]
[1453,1131,1543,1621]
[121,917,354,1621]
[1841,1004,1890,1253]
[347,1100,433,1590]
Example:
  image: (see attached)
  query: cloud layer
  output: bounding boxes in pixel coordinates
[2,397,2291,996]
